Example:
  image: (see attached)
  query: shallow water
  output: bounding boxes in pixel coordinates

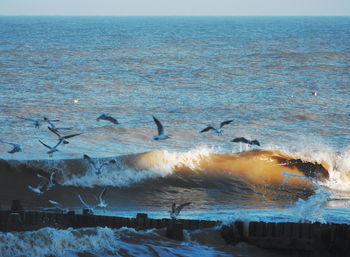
[0,16,350,257]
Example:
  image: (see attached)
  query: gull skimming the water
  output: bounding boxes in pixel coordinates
[200,120,234,135]
[48,200,68,213]
[78,194,95,213]
[38,139,61,156]
[37,171,56,190]
[28,182,47,195]
[43,117,71,133]
[152,116,170,140]
[96,114,119,124]
[169,202,191,219]
[231,137,261,146]
[95,188,108,208]
[48,126,82,145]
[83,154,115,175]
[16,116,59,128]
[0,140,22,154]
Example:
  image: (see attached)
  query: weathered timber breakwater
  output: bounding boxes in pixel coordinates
[1,200,350,257]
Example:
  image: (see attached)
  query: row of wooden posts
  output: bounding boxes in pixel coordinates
[1,200,349,256]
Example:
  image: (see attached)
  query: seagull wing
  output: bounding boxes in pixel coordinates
[200,126,215,133]
[84,154,98,169]
[37,174,50,183]
[48,200,62,209]
[0,139,11,145]
[152,116,164,135]
[231,137,249,144]
[48,126,61,137]
[16,116,35,122]
[78,194,92,210]
[220,120,234,128]
[39,140,52,150]
[99,188,107,201]
[49,171,56,185]
[107,116,118,124]
[63,133,82,139]
[176,202,192,215]
[251,140,261,146]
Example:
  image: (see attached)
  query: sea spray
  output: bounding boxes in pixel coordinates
[282,171,331,223]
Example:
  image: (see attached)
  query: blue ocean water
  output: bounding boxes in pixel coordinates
[0,16,350,257]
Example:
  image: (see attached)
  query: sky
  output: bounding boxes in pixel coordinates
[0,0,349,16]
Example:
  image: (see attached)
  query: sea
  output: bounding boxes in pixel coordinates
[0,16,349,257]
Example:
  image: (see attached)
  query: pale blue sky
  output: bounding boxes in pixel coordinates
[0,0,349,16]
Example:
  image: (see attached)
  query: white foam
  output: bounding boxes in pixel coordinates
[0,226,232,257]
[62,145,215,187]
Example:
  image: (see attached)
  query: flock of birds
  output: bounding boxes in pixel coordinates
[1,113,260,219]
[0,114,261,155]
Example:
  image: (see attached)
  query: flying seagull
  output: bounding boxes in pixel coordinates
[200,120,234,135]
[16,116,59,128]
[37,171,56,190]
[0,140,22,154]
[96,114,119,124]
[28,182,46,195]
[43,117,71,133]
[95,188,108,208]
[169,202,192,219]
[152,116,170,140]
[47,126,82,144]
[83,154,114,175]
[48,200,68,212]
[38,139,61,156]
[231,137,261,146]
[78,194,95,213]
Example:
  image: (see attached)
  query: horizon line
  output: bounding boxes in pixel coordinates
[0,14,349,17]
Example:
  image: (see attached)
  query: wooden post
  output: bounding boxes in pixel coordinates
[7,213,23,231]
[11,200,24,213]
[166,221,184,241]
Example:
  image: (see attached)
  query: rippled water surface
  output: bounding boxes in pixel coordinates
[0,16,350,257]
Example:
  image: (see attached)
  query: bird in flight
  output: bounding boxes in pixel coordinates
[83,154,115,175]
[95,188,108,208]
[200,120,234,135]
[38,139,61,156]
[0,140,22,154]
[47,126,82,145]
[152,116,170,140]
[231,137,261,146]
[169,202,192,219]
[37,171,56,190]
[96,114,119,124]
[16,116,59,128]
[43,117,71,133]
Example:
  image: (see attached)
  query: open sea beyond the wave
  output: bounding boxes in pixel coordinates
[0,16,350,257]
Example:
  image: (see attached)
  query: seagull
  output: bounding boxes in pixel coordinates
[95,188,108,208]
[96,114,119,124]
[48,200,68,212]
[83,154,113,175]
[200,120,234,135]
[38,139,61,156]
[0,140,22,153]
[152,116,170,140]
[43,117,71,133]
[78,194,95,213]
[231,137,261,146]
[16,116,59,128]
[47,126,82,145]
[28,182,46,195]
[169,202,191,219]
[37,171,56,190]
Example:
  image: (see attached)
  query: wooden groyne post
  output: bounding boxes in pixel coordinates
[221,221,350,257]
[0,200,219,238]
